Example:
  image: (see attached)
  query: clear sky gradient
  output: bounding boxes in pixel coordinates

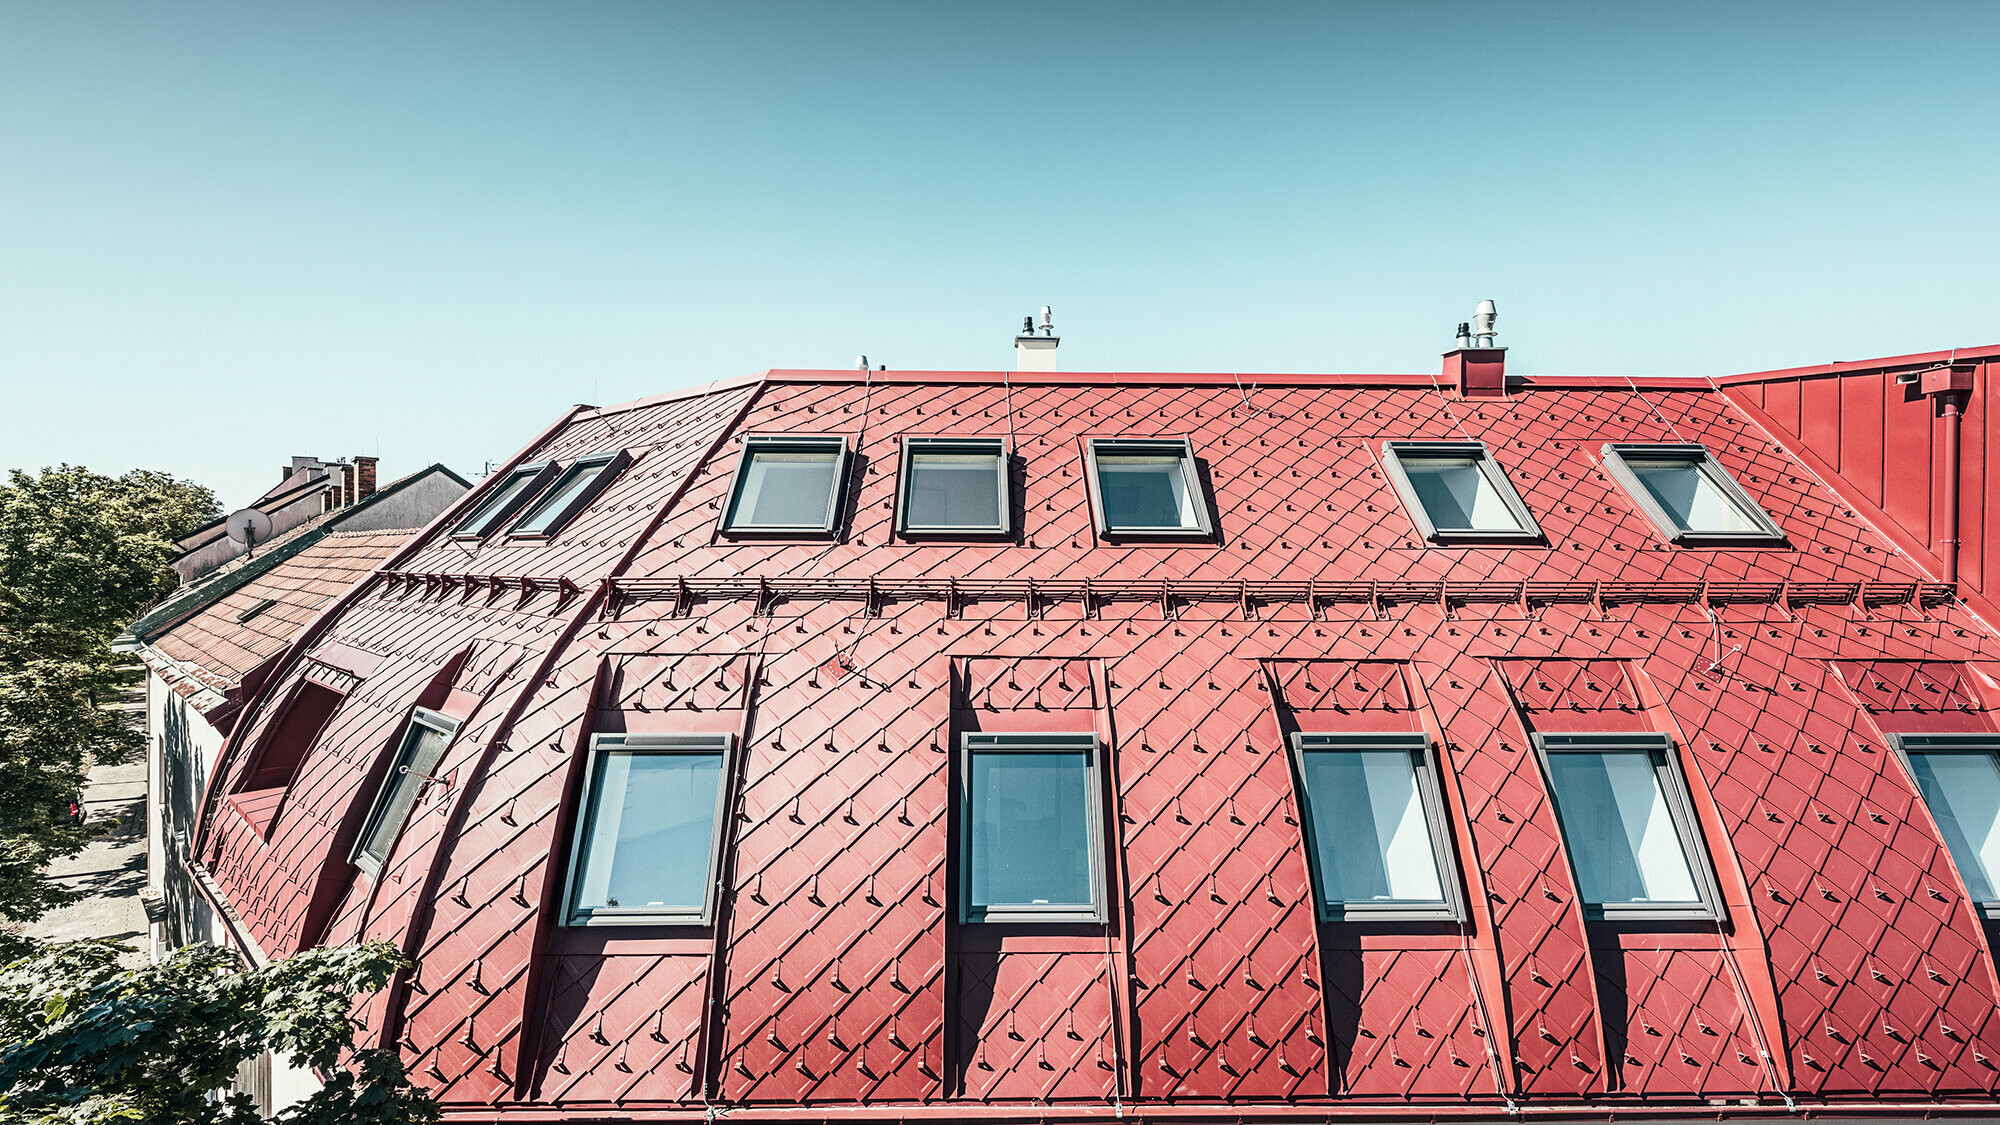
[3,2,1997,509]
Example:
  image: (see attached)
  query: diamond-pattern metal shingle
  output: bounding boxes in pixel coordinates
[187,365,2000,1119]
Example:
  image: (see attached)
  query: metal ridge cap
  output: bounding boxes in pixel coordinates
[1717,343,2000,386]
[577,370,770,419]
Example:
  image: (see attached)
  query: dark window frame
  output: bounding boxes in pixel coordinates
[958,731,1108,924]
[350,708,459,877]
[1380,440,1544,545]
[1599,442,1787,546]
[719,434,851,536]
[505,449,632,540]
[1083,437,1215,539]
[1531,731,1723,921]
[1888,732,2000,920]
[449,461,560,540]
[895,435,1011,537]
[561,732,736,927]
[1288,731,1465,922]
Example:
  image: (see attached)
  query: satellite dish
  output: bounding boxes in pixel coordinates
[224,507,274,552]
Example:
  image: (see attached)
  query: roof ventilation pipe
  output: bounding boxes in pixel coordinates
[1443,299,1506,399]
[1015,306,1059,372]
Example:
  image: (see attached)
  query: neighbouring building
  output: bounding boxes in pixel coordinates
[170,455,468,585]
[183,317,2000,1121]
[121,462,470,1115]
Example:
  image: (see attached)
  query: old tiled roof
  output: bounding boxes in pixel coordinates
[145,529,410,704]
[191,350,2000,1119]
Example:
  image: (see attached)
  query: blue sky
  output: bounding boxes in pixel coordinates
[3,2,1997,509]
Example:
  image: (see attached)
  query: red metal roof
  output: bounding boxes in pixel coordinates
[191,354,2000,1119]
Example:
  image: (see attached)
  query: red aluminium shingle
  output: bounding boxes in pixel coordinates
[191,358,2000,1119]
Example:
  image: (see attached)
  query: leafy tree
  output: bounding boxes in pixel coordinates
[0,465,219,934]
[0,465,220,662]
[0,939,439,1125]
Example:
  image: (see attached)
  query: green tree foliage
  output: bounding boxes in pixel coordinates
[0,466,220,934]
[0,939,438,1125]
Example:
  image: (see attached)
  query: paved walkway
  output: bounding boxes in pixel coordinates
[23,687,150,964]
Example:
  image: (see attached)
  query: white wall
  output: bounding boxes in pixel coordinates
[335,469,469,532]
[145,670,323,1115]
[146,669,226,957]
[172,489,327,585]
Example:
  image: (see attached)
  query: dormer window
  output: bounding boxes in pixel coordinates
[1289,732,1463,921]
[1891,734,2000,917]
[1380,441,1542,544]
[564,733,731,926]
[959,732,1106,923]
[352,709,458,877]
[721,435,850,535]
[1533,732,1720,920]
[507,450,631,539]
[1600,443,1785,545]
[1084,438,1213,538]
[897,437,1009,536]
[449,461,558,540]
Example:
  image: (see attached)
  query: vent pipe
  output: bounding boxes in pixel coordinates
[1014,306,1058,372]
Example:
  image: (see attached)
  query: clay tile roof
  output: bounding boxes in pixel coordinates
[146,529,409,702]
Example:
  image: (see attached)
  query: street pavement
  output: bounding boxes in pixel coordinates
[22,688,150,965]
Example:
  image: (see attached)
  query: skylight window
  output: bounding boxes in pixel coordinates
[1380,441,1542,544]
[1600,443,1785,545]
[352,709,457,877]
[1290,732,1461,920]
[897,437,1009,536]
[1084,438,1213,538]
[508,450,630,539]
[1892,734,2000,916]
[450,462,558,540]
[1534,732,1719,920]
[720,435,850,535]
[564,733,731,926]
[960,732,1105,923]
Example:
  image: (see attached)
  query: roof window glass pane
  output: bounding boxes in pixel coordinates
[965,738,1098,918]
[450,466,545,537]
[1298,746,1444,903]
[1625,458,1761,534]
[906,448,1003,530]
[1098,454,1199,530]
[1399,454,1526,532]
[511,457,612,536]
[727,448,840,530]
[354,713,455,873]
[1545,749,1699,906]
[1600,444,1783,544]
[572,745,724,917]
[1907,748,2000,902]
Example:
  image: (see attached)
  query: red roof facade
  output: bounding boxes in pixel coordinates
[192,347,2000,1120]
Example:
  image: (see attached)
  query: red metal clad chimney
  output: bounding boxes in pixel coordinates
[1444,347,1507,398]
[1443,299,1507,398]
[355,456,378,501]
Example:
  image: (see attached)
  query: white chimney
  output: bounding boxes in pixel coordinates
[1014,306,1058,372]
